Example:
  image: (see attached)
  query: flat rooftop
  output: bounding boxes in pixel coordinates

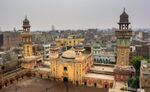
[0,78,108,92]
[90,66,114,73]
[34,67,50,72]
[84,73,114,80]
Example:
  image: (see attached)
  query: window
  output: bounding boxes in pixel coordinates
[76,81,79,85]
[94,58,96,62]
[84,82,87,86]
[27,46,30,56]
[46,51,49,54]
[46,56,49,58]
[105,84,108,88]
[64,67,67,71]
[94,83,97,87]
[1,66,5,70]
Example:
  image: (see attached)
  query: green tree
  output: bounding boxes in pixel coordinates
[128,77,133,87]
[128,77,139,89]
[131,56,143,76]
[131,77,139,88]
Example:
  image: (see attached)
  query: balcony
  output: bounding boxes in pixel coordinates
[115,30,132,38]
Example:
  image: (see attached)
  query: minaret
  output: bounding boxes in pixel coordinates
[116,9,132,66]
[22,16,33,58]
[21,16,35,69]
[50,43,59,79]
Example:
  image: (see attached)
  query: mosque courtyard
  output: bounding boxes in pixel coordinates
[0,77,108,92]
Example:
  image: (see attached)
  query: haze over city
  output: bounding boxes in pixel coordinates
[0,0,150,30]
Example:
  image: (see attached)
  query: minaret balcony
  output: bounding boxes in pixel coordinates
[115,30,132,38]
[21,32,32,37]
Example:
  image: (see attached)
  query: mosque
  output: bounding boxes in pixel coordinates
[49,8,134,88]
[50,41,114,88]
[0,9,134,90]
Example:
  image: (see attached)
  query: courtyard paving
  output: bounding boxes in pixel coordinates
[0,77,108,92]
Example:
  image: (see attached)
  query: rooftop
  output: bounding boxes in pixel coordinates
[90,66,114,73]
[34,68,50,72]
[84,73,114,80]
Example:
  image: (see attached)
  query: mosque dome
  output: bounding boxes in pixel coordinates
[119,8,130,23]
[62,49,76,59]
[23,16,30,24]
[23,16,30,29]
[93,42,101,49]
[120,10,128,19]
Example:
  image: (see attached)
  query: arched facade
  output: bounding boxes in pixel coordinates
[50,45,93,85]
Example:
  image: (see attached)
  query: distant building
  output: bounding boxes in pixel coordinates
[0,32,21,51]
[43,44,50,61]
[51,25,55,31]
[93,42,116,64]
[135,45,150,59]
[56,35,84,48]
[131,39,147,46]
[32,32,52,44]
[0,51,20,73]
[140,60,150,92]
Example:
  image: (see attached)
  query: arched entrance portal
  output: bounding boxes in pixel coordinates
[63,77,68,82]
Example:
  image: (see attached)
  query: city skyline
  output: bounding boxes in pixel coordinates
[0,0,150,31]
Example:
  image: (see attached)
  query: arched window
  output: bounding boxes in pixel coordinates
[27,46,30,56]
[94,83,97,87]
[97,59,100,63]
[94,58,96,62]
[95,58,97,62]
[1,66,5,70]
[102,59,104,63]
[84,82,87,86]
[105,84,108,88]
[106,59,108,64]
[100,58,102,63]
[64,67,67,71]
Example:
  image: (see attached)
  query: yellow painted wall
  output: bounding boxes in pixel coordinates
[56,38,84,47]
[56,63,74,81]
[24,44,33,58]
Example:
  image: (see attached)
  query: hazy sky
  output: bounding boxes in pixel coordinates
[0,0,150,31]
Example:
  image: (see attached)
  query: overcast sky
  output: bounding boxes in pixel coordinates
[0,0,150,31]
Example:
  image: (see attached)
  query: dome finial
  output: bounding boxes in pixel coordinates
[25,15,27,19]
[123,8,126,12]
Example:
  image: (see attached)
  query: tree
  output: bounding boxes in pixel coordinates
[131,77,139,88]
[128,76,139,89]
[130,56,143,76]
[128,77,133,87]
